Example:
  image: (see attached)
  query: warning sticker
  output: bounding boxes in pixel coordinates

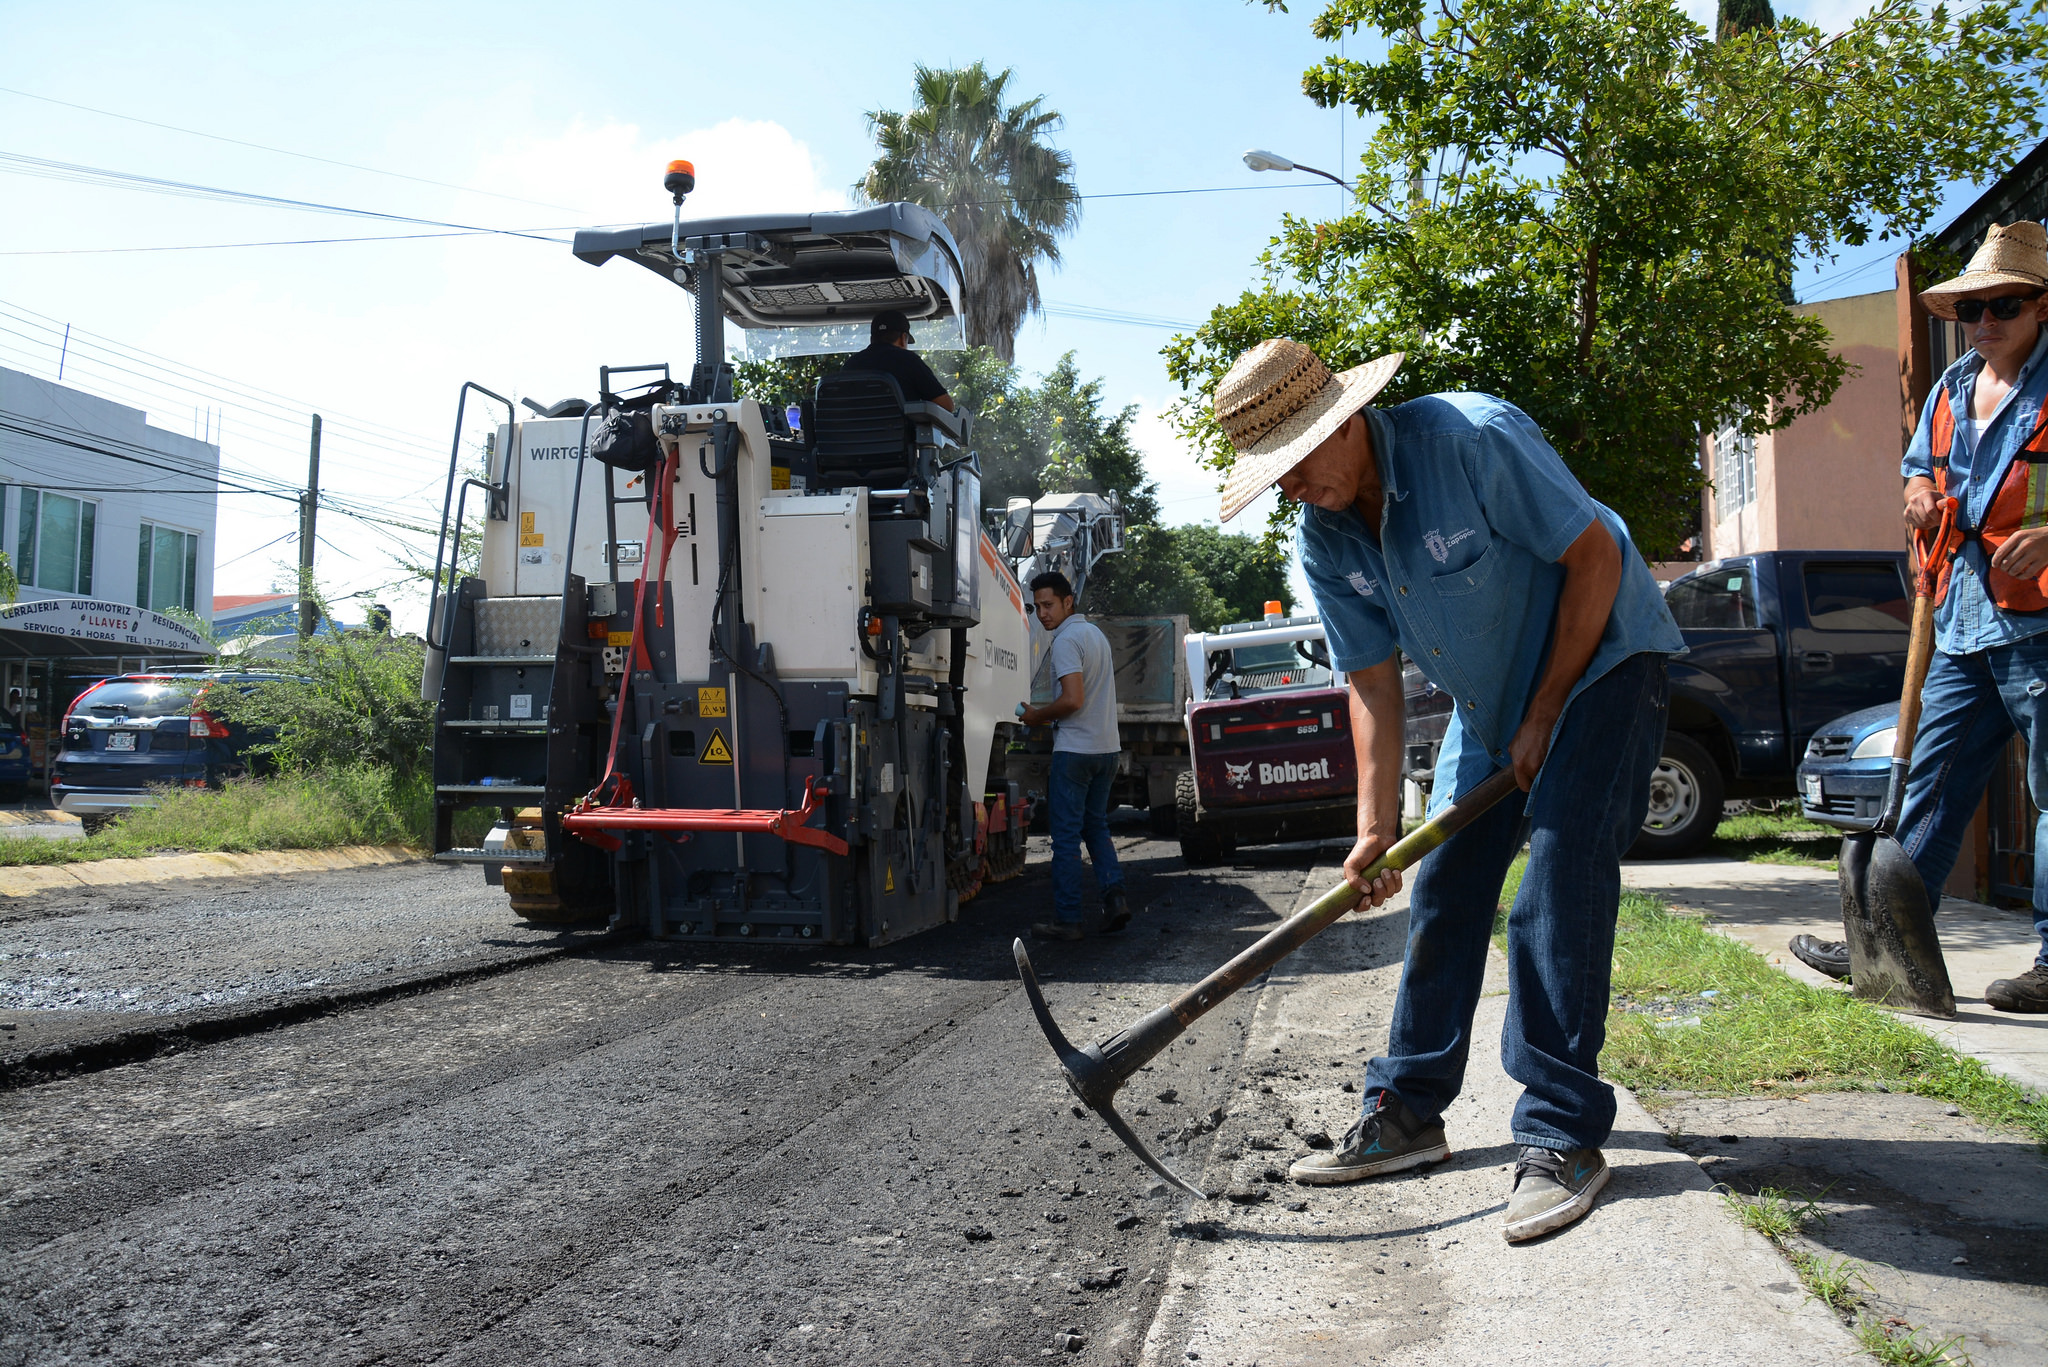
[770,464,791,491]
[520,531,545,548]
[607,631,633,648]
[520,512,536,533]
[699,728,733,765]
[697,686,728,718]
[884,865,895,893]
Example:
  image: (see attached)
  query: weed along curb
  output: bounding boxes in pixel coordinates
[0,844,417,896]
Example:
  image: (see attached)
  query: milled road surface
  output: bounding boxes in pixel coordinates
[0,822,1333,1365]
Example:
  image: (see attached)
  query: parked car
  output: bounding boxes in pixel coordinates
[1402,550,1913,858]
[52,670,284,832]
[1176,609,1354,865]
[0,707,30,799]
[1793,702,1898,830]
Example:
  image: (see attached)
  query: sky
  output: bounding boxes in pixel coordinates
[0,0,2003,626]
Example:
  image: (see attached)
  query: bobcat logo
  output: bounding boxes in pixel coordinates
[1224,761,1255,789]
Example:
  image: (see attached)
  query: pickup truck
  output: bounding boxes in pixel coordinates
[1405,550,1912,857]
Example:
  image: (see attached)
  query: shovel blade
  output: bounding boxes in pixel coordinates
[1839,830,1956,1019]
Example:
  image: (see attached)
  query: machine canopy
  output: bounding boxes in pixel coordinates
[571,204,967,361]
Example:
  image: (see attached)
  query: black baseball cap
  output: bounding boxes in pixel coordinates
[871,309,913,344]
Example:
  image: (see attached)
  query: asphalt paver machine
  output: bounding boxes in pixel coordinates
[424,176,1033,945]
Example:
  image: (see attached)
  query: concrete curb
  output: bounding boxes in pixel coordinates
[0,843,419,897]
[0,940,590,1091]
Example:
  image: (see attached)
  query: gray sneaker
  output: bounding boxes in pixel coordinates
[1502,1145,1609,1242]
[1288,1092,1448,1185]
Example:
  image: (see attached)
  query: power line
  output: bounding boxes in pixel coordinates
[0,151,573,243]
[0,85,593,215]
[0,230,520,257]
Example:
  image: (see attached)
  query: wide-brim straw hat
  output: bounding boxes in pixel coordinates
[1214,339,1404,522]
[1920,220,2048,320]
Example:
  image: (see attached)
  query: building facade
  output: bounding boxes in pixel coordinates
[0,365,218,621]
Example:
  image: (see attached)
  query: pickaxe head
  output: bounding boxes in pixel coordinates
[1012,938,1209,1199]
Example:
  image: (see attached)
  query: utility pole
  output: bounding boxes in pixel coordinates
[298,414,322,638]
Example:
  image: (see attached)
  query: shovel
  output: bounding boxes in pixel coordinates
[1837,522,1955,1019]
[1015,766,1521,1198]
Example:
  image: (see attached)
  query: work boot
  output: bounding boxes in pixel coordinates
[1985,964,2048,1013]
[1288,1091,1447,1185]
[1100,888,1132,934]
[1789,934,1850,980]
[1502,1145,1610,1243]
[1031,921,1085,942]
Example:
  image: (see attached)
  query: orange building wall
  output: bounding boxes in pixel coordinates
[1703,289,1912,559]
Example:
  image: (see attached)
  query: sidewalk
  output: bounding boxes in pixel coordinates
[1135,857,1854,1366]
[1622,854,2048,1096]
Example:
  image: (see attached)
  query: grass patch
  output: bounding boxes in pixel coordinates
[1789,1251,1871,1318]
[1709,805,1837,869]
[1488,854,2048,1145]
[1855,1318,1974,1366]
[1718,1183,1826,1241]
[0,768,494,866]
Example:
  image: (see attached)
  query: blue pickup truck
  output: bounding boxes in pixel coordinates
[1401,549,1912,857]
[1643,550,1911,855]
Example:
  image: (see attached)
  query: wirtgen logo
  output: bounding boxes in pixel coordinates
[1259,758,1332,785]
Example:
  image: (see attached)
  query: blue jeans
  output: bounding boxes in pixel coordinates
[1364,654,1668,1151]
[1896,638,2048,967]
[1050,750,1123,924]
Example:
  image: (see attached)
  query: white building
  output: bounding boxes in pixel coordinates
[0,365,220,779]
[0,365,217,619]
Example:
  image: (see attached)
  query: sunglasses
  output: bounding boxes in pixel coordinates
[1953,293,2043,323]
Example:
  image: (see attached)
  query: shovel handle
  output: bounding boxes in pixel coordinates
[1878,530,1942,833]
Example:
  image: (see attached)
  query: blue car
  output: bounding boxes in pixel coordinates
[0,707,31,798]
[1794,702,1899,830]
[51,671,283,832]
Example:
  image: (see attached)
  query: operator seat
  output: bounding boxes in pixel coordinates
[812,370,916,489]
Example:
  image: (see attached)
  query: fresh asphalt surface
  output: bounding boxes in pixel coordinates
[0,818,1344,1365]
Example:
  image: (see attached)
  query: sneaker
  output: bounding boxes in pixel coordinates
[1985,964,2048,1013]
[1100,888,1132,934]
[1502,1145,1610,1243]
[1031,921,1085,942]
[1789,935,1850,980]
[1288,1092,1448,1185]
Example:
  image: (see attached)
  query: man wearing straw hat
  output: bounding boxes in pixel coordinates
[1207,339,1682,1241]
[1788,221,2048,1013]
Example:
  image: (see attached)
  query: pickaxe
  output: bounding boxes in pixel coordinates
[1015,766,1522,1198]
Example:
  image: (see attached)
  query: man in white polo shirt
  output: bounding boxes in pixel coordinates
[1021,571,1130,940]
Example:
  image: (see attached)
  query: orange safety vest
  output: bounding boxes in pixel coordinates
[1924,393,2048,613]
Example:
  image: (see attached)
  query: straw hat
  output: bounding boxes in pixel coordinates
[1213,339,1403,522]
[1920,221,2048,320]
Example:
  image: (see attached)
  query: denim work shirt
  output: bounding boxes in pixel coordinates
[1299,394,1684,814]
[1900,327,2048,656]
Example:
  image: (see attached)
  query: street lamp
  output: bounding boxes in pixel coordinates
[1243,148,1349,188]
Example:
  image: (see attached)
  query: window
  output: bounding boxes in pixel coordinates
[1711,417,1757,522]
[1803,562,1910,633]
[15,489,96,594]
[136,523,200,613]
[1665,566,1760,628]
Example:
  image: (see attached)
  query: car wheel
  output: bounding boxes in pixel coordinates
[1630,733,1725,859]
[1175,771,1231,867]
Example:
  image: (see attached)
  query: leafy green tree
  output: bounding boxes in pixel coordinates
[1175,0,2048,556]
[1174,523,1293,623]
[858,62,1081,362]
[1717,0,1774,38]
[1085,524,1230,628]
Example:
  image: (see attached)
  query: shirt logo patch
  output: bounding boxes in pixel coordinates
[1424,527,1478,564]
[1345,571,1377,597]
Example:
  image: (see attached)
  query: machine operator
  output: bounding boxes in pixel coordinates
[839,309,955,412]
[1209,336,1682,1244]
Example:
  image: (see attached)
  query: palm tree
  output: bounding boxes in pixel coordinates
[858,63,1080,363]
